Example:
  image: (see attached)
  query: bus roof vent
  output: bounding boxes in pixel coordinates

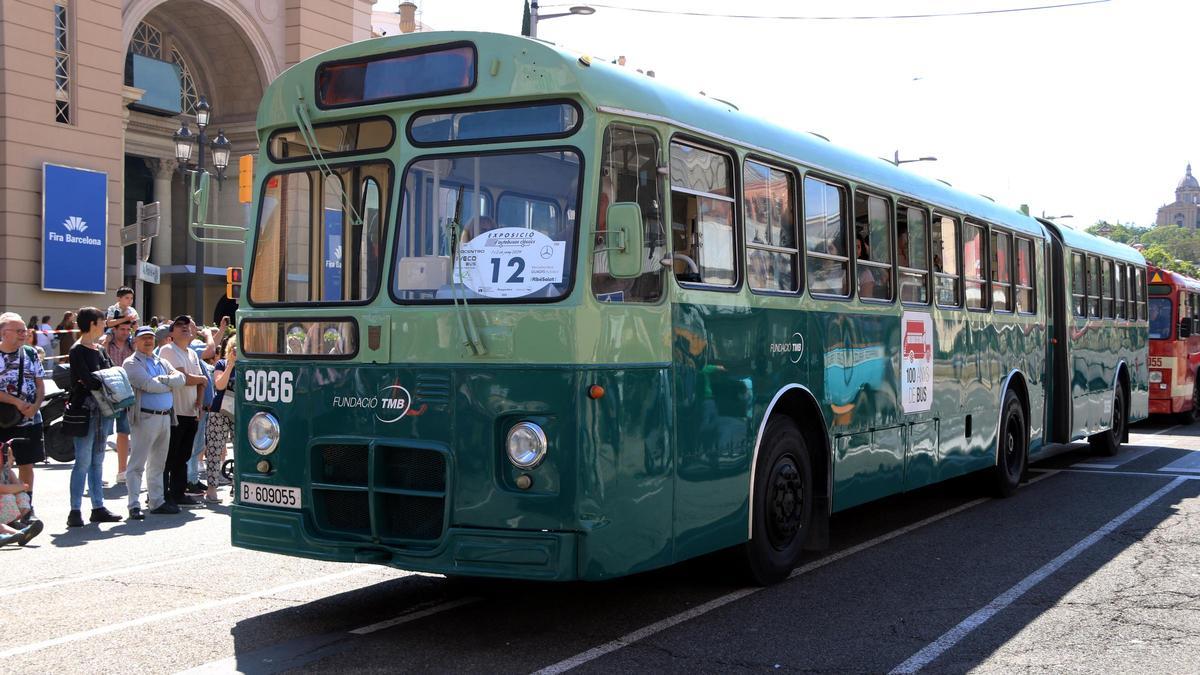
[808,131,830,142]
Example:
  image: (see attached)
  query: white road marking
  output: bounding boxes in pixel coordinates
[888,475,1188,674]
[530,471,1061,675]
[1060,468,1200,480]
[0,567,375,659]
[350,596,481,635]
[0,549,231,598]
[1156,449,1200,474]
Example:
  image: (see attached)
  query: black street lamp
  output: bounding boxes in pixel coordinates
[174,95,231,322]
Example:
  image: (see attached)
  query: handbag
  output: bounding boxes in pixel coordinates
[0,347,31,429]
[88,366,135,419]
[219,388,235,418]
[60,399,91,437]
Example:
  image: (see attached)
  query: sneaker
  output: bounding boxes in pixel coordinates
[66,510,84,527]
[216,476,233,487]
[149,503,180,515]
[127,507,144,521]
[176,495,202,507]
[89,507,122,523]
[185,481,207,495]
[116,472,126,484]
[17,519,43,546]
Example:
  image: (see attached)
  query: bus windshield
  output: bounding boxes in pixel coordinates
[1149,297,1173,339]
[393,149,580,301]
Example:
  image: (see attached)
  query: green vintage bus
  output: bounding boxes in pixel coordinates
[230,31,1148,583]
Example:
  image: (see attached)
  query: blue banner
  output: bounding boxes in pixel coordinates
[323,208,343,301]
[42,163,108,294]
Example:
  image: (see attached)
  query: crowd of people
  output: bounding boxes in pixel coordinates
[0,286,239,545]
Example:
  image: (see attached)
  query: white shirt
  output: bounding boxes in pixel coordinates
[36,323,52,350]
[158,341,201,416]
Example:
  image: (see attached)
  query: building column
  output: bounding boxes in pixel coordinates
[147,158,177,320]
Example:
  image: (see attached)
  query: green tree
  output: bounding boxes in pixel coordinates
[1086,221,1151,246]
[522,0,531,36]
[1142,244,1200,277]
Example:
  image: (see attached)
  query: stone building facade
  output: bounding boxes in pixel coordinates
[0,0,376,326]
[1156,163,1200,229]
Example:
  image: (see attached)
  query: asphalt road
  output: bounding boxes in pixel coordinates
[2,421,1199,674]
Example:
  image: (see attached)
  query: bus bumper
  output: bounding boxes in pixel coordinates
[1149,398,1174,415]
[231,504,581,581]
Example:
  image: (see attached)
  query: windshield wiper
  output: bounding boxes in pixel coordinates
[292,89,364,229]
[445,189,487,356]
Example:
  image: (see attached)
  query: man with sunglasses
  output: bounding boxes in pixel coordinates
[0,312,45,523]
[157,316,208,507]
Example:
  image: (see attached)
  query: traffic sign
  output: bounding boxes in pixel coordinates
[138,260,161,284]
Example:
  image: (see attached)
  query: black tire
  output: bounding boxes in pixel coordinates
[741,417,813,585]
[221,459,235,481]
[1175,377,1200,425]
[1089,384,1126,457]
[991,390,1027,498]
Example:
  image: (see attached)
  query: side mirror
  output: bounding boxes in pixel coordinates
[1180,317,1192,339]
[602,202,645,279]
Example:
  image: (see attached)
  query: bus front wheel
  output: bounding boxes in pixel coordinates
[991,390,1028,498]
[742,416,812,585]
[1089,385,1126,457]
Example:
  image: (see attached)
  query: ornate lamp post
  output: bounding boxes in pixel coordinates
[173,95,231,321]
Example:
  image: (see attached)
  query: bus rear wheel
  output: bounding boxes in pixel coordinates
[991,390,1027,498]
[742,417,812,585]
[1089,384,1126,457]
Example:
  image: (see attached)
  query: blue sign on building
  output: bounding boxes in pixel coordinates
[323,208,343,301]
[42,163,108,294]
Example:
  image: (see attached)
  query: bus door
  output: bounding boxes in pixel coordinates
[1042,226,1071,443]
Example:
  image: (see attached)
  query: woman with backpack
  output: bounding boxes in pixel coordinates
[66,307,122,527]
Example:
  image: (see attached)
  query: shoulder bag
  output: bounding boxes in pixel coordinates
[0,347,29,428]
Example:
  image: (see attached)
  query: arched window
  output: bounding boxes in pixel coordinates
[127,21,202,115]
[130,21,162,59]
[170,46,202,115]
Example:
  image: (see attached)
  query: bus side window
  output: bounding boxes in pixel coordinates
[1015,237,1035,314]
[932,213,961,307]
[1138,268,1148,320]
[853,191,893,302]
[991,228,1012,312]
[1115,262,1127,319]
[593,124,664,303]
[1071,251,1086,317]
[1087,255,1102,318]
[1102,259,1115,318]
[744,159,799,293]
[964,221,988,310]
[670,142,736,286]
[898,205,929,304]
[804,176,850,296]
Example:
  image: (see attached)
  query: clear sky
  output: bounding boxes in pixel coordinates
[375,0,1195,229]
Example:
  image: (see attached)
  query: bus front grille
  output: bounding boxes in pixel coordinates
[311,443,448,544]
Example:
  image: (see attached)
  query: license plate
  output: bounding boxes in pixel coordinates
[240,481,302,509]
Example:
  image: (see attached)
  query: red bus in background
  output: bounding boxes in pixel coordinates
[1147,265,1200,422]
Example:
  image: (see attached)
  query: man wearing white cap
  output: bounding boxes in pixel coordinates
[122,325,184,519]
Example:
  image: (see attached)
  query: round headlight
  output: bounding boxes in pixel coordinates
[1150,370,1163,383]
[247,412,280,456]
[506,421,547,469]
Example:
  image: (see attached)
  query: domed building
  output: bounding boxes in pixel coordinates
[1156,163,1200,228]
